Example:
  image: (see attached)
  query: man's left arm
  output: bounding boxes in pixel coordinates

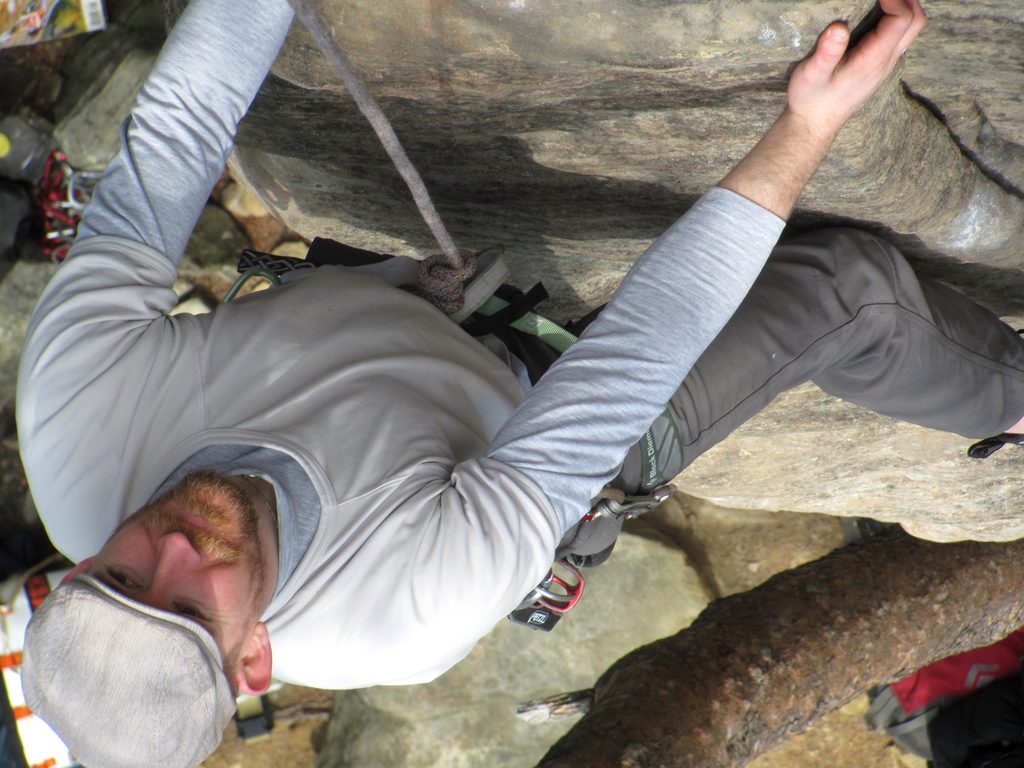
[486,0,927,534]
[720,0,927,217]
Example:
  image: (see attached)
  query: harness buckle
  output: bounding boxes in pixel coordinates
[509,484,676,631]
[589,482,677,520]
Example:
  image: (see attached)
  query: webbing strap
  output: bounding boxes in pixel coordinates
[476,295,578,353]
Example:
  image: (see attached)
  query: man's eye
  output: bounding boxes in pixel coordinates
[108,571,138,589]
[174,604,204,620]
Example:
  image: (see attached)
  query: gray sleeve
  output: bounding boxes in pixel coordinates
[17,0,294,551]
[487,187,785,533]
[75,0,294,262]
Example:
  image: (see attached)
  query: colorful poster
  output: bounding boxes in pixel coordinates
[1,0,106,49]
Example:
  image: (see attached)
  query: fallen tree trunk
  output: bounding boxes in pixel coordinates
[536,530,1024,768]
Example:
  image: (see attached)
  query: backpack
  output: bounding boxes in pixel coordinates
[867,627,1024,765]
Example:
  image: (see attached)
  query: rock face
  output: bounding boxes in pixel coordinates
[217,0,1024,543]
[54,0,164,170]
[226,0,1024,318]
[676,379,1024,543]
[315,530,710,768]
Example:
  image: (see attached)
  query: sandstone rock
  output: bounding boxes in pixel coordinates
[901,3,1024,190]
[219,0,1024,320]
[221,181,271,220]
[647,493,847,598]
[270,240,309,259]
[750,696,926,768]
[53,0,165,170]
[55,47,157,171]
[169,296,212,316]
[171,278,193,297]
[316,530,709,768]
[674,379,1024,543]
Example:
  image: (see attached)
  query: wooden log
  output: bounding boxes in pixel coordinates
[536,531,1024,768]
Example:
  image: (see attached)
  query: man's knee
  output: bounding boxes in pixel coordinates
[768,227,916,315]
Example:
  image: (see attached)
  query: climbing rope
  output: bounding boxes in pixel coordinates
[417,249,478,316]
[286,0,465,289]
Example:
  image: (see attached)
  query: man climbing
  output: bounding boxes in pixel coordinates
[18,0,991,766]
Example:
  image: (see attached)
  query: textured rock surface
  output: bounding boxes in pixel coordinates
[55,46,157,171]
[184,204,249,270]
[752,698,926,768]
[53,0,164,170]
[675,377,1024,543]
[315,530,709,768]
[536,532,1024,768]
[226,0,1024,318]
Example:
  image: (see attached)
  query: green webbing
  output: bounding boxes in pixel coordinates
[476,295,578,353]
[223,268,283,304]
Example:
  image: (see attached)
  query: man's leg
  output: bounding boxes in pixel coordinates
[667,227,1024,472]
[562,228,1024,559]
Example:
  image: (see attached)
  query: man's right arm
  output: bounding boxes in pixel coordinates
[16,0,294,552]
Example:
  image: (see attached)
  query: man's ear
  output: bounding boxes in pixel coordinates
[236,622,273,696]
[60,557,96,585]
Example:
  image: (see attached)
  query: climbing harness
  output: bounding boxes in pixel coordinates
[588,484,677,522]
[223,243,678,632]
[222,249,315,302]
[508,561,585,631]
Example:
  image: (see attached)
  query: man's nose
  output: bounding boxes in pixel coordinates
[153,530,202,580]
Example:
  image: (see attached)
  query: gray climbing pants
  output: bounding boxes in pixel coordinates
[564,228,1024,558]
[668,226,1024,472]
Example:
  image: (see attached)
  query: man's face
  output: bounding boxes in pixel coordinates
[76,471,278,687]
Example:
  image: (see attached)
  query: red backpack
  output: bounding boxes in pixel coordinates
[867,627,1024,760]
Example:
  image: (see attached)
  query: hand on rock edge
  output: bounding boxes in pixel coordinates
[786,0,928,138]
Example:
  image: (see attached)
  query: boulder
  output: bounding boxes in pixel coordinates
[674,377,1024,543]
[220,0,1024,318]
